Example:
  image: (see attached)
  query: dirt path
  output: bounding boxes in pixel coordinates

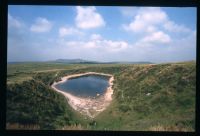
[51,72,114,118]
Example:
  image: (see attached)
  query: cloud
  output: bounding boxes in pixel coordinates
[90,34,103,40]
[8,14,23,28]
[59,26,83,37]
[120,7,139,18]
[8,7,196,63]
[30,17,52,33]
[75,6,105,29]
[70,40,128,52]
[58,34,128,53]
[8,29,196,63]
[123,7,192,34]
[43,35,129,61]
[140,31,171,44]
[122,7,194,47]
[164,20,191,33]
[123,7,167,33]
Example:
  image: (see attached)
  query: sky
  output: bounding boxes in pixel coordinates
[8,6,196,63]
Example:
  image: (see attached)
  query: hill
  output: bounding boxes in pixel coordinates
[53,59,98,64]
[6,61,195,130]
[8,59,153,65]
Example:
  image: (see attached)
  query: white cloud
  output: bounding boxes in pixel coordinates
[90,34,103,40]
[122,7,194,46]
[59,26,83,37]
[102,40,128,52]
[141,31,171,44]
[8,14,23,28]
[123,7,167,33]
[87,34,129,52]
[8,28,196,63]
[30,17,52,33]
[120,7,139,17]
[75,6,105,29]
[71,40,128,52]
[58,34,128,53]
[164,20,191,33]
[123,7,192,34]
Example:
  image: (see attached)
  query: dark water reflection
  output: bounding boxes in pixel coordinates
[55,75,110,98]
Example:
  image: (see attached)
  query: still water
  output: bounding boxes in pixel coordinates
[54,75,110,97]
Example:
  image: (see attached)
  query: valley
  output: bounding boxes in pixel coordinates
[6,61,196,131]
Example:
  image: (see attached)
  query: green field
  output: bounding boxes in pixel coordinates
[6,61,196,131]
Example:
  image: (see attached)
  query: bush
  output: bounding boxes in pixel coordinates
[118,104,131,113]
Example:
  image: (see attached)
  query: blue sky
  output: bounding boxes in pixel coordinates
[8,6,196,63]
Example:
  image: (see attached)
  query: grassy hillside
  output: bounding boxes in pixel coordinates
[6,61,196,131]
[95,61,195,131]
[7,79,77,129]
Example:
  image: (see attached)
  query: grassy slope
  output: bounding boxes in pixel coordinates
[95,61,195,131]
[6,61,196,131]
[7,79,77,129]
[7,63,90,84]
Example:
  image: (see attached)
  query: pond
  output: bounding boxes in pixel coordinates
[54,75,110,98]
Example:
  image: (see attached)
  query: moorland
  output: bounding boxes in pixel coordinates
[6,61,196,131]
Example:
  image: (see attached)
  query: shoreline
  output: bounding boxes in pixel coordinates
[51,72,114,118]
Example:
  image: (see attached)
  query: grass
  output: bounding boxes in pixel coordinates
[6,61,196,131]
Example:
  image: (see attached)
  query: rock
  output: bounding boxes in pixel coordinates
[93,107,97,110]
[146,93,151,96]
